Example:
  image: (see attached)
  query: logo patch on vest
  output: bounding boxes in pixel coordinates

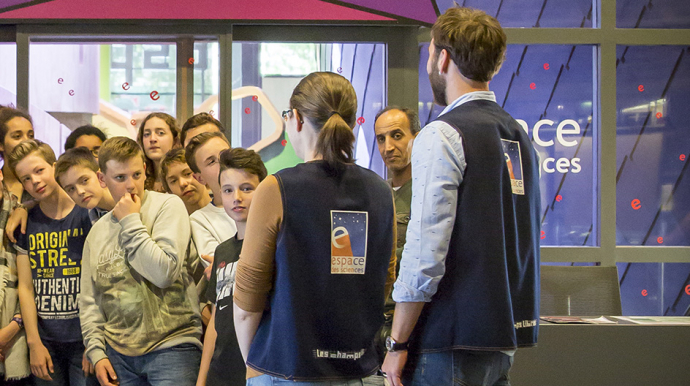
[313,348,366,360]
[514,319,537,329]
[330,210,368,274]
[501,139,524,195]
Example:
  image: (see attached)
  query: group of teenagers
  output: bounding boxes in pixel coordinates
[0,7,542,386]
[0,105,263,385]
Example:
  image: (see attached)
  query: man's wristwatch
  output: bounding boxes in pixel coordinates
[385,336,409,352]
[11,316,23,329]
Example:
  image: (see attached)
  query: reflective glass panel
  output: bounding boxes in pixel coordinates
[616,46,690,246]
[435,0,595,28]
[617,0,690,29]
[232,42,386,176]
[618,262,690,316]
[0,43,16,107]
[27,42,177,154]
[193,41,219,115]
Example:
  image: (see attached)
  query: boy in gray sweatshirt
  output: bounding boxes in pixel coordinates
[79,137,202,386]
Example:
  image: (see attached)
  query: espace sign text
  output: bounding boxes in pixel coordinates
[515,119,582,174]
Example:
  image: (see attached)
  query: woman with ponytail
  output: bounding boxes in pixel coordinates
[233,72,396,385]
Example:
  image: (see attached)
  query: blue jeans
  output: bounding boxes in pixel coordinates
[402,350,513,386]
[106,344,201,386]
[246,374,384,386]
[33,340,98,386]
[0,379,32,386]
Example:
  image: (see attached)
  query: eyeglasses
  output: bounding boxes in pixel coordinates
[281,109,294,121]
[282,109,304,124]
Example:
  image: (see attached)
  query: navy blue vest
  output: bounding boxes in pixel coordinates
[411,100,541,352]
[247,161,395,380]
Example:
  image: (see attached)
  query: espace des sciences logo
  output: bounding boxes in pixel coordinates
[515,119,583,175]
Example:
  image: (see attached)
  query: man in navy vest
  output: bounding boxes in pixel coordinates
[382,6,541,386]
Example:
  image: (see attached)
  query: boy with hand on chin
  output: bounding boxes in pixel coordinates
[197,148,266,386]
[8,140,94,386]
[80,137,202,386]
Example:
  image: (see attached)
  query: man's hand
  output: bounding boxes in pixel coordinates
[95,358,118,386]
[29,342,54,381]
[82,353,95,376]
[382,350,408,386]
[113,193,142,221]
[6,205,28,243]
[200,254,213,280]
[382,302,424,386]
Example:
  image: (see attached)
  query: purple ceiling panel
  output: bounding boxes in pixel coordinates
[323,0,439,25]
[0,0,53,13]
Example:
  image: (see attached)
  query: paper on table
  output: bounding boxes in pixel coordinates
[609,316,690,325]
[540,316,616,324]
[582,316,617,324]
[540,316,588,324]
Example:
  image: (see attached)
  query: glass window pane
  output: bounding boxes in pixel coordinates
[232,41,296,172]
[435,0,595,28]
[618,262,690,316]
[420,43,598,247]
[193,41,219,115]
[28,43,99,154]
[0,43,17,107]
[28,42,177,155]
[617,0,690,29]
[232,42,386,177]
[260,43,319,77]
[616,45,690,246]
[110,43,177,117]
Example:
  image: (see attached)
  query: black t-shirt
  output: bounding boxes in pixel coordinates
[205,235,246,386]
[15,204,92,342]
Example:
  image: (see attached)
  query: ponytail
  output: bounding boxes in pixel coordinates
[290,72,358,169]
[315,113,355,167]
